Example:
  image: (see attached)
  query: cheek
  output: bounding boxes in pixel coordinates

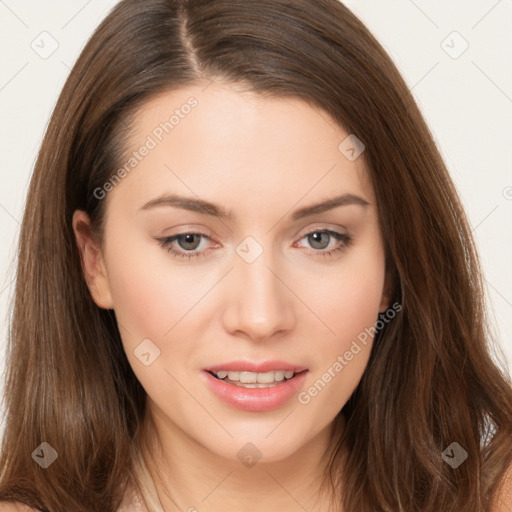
[295,242,385,413]
[297,242,386,344]
[334,267,384,337]
[103,234,210,349]
[103,241,215,402]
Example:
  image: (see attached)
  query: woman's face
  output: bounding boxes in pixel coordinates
[75,80,390,463]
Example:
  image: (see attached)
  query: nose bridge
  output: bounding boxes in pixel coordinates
[222,235,296,340]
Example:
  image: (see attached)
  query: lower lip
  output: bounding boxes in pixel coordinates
[203,370,308,412]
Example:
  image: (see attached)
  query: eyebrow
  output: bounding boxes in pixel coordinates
[138,193,369,221]
[290,193,369,220]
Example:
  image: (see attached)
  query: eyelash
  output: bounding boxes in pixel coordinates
[155,229,352,261]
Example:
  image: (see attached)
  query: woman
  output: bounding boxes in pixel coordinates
[0,0,511,510]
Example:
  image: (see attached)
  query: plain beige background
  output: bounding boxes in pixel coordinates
[1,1,511,434]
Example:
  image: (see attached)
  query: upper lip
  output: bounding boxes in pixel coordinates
[203,360,308,374]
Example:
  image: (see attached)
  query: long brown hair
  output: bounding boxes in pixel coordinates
[1,1,511,510]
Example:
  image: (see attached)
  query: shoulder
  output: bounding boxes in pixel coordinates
[492,462,512,511]
[0,502,40,511]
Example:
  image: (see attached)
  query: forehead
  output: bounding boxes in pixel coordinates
[112,81,374,215]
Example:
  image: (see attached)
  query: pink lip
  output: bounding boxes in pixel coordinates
[203,360,308,373]
[202,367,309,412]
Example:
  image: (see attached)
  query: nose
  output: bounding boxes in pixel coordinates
[221,246,296,342]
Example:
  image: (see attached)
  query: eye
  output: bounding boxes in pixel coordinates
[155,228,352,261]
[295,229,352,258]
[155,233,214,260]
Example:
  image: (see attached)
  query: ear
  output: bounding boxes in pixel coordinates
[378,270,393,313]
[72,210,114,309]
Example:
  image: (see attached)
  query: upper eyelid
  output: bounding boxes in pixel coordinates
[160,222,348,239]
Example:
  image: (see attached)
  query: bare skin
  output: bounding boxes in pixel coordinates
[73,80,391,511]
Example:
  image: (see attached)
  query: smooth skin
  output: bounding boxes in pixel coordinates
[73,80,387,510]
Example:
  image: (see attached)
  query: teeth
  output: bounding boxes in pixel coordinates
[273,371,285,382]
[212,370,298,383]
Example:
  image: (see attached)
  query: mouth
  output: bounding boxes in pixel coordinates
[206,369,307,388]
[203,366,309,412]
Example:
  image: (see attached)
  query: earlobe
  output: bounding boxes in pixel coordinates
[378,272,393,313]
[72,210,114,310]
